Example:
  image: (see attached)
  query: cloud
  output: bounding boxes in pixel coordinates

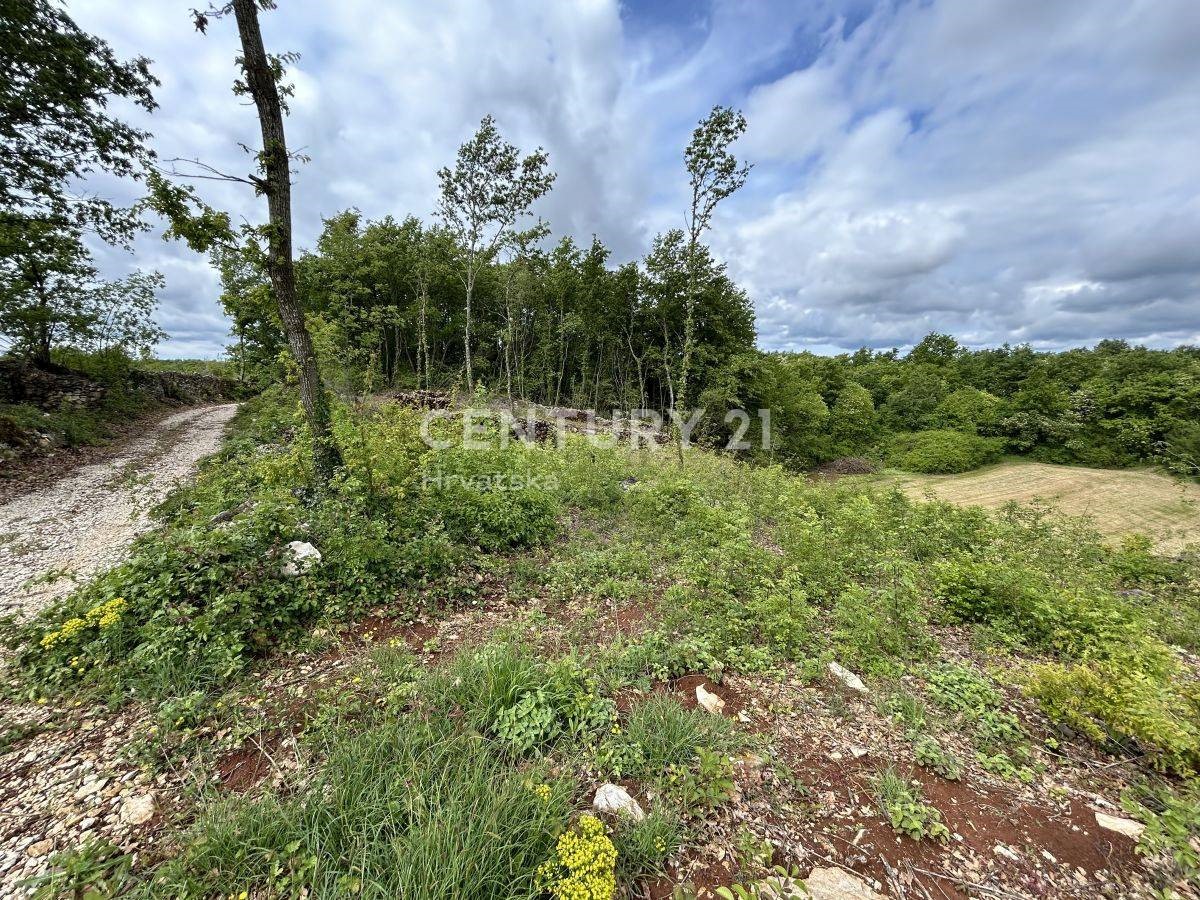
[64,0,1200,357]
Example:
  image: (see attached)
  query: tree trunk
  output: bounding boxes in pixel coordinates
[232,0,341,482]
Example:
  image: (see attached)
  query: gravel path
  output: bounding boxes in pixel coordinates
[0,404,238,619]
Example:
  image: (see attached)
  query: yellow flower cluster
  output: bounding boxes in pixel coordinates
[40,598,126,648]
[40,617,86,649]
[88,597,126,628]
[531,782,553,802]
[537,814,616,900]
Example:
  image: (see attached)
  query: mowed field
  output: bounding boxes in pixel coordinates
[883,459,1200,553]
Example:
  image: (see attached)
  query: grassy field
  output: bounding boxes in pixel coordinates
[882,458,1200,553]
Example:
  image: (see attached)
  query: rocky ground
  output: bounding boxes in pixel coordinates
[0,585,1172,898]
[0,404,238,619]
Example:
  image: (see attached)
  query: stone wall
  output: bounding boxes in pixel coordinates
[0,361,108,409]
[0,360,239,412]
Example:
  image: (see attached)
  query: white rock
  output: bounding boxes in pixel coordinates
[592,783,645,821]
[119,794,156,826]
[827,662,868,695]
[281,540,321,577]
[1094,812,1145,840]
[994,844,1022,862]
[850,746,869,759]
[696,684,726,715]
[74,777,107,800]
[804,867,881,899]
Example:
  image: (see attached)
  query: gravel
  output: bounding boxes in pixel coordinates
[0,404,238,620]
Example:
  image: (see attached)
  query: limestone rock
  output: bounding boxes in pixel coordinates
[1094,812,1145,840]
[593,783,645,821]
[281,540,321,577]
[827,662,868,695]
[804,867,881,899]
[119,794,156,826]
[696,683,726,715]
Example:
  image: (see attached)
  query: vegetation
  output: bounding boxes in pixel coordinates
[3,4,1199,899]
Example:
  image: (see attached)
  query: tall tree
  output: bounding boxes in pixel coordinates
[677,106,750,427]
[437,115,555,394]
[165,0,342,481]
[0,0,158,245]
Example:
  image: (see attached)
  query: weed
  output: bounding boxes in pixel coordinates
[874,768,950,842]
[912,733,964,781]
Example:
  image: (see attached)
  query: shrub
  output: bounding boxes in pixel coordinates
[1027,660,1200,774]
[888,429,1003,473]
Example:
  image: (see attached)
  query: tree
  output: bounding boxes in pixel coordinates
[437,115,555,393]
[0,214,163,363]
[677,106,750,425]
[157,0,342,481]
[829,381,877,454]
[0,0,158,245]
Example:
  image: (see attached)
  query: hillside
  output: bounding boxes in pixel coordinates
[1,393,1197,898]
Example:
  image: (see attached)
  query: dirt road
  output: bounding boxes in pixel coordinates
[0,404,238,619]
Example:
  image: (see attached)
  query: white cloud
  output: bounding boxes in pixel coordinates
[63,0,1200,357]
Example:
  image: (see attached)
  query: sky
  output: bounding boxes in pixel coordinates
[70,0,1200,358]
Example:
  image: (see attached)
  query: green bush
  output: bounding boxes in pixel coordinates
[888,429,1003,473]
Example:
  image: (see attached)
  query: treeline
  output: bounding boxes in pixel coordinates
[761,335,1200,473]
[219,214,755,414]
[221,206,1200,474]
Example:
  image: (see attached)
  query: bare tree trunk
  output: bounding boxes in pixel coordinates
[463,262,475,394]
[417,282,430,391]
[232,0,341,482]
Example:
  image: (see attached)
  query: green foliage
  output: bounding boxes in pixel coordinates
[888,429,1003,474]
[912,734,964,781]
[874,768,950,842]
[596,695,739,781]
[0,0,157,244]
[1124,781,1200,890]
[612,810,683,884]
[430,645,615,756]
[663,746,737,813]
[26,839,133,900]
[143,715,575,899]
[1027,661,1200,774]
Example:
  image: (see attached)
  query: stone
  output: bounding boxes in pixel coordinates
[696,683,726,715]
[119,794,156,826]
[281,540,321,577]
[26,840,53,859]
[827,662,868,695]
[74,777,107,800]
[803,867,881,899]
[593,783,645,821]
[1094,812,1145,840]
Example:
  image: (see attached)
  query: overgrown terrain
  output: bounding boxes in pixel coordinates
[2,390,1197,898]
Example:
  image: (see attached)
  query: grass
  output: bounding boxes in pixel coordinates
[880,458,1200,552]
[143,714,576,899]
